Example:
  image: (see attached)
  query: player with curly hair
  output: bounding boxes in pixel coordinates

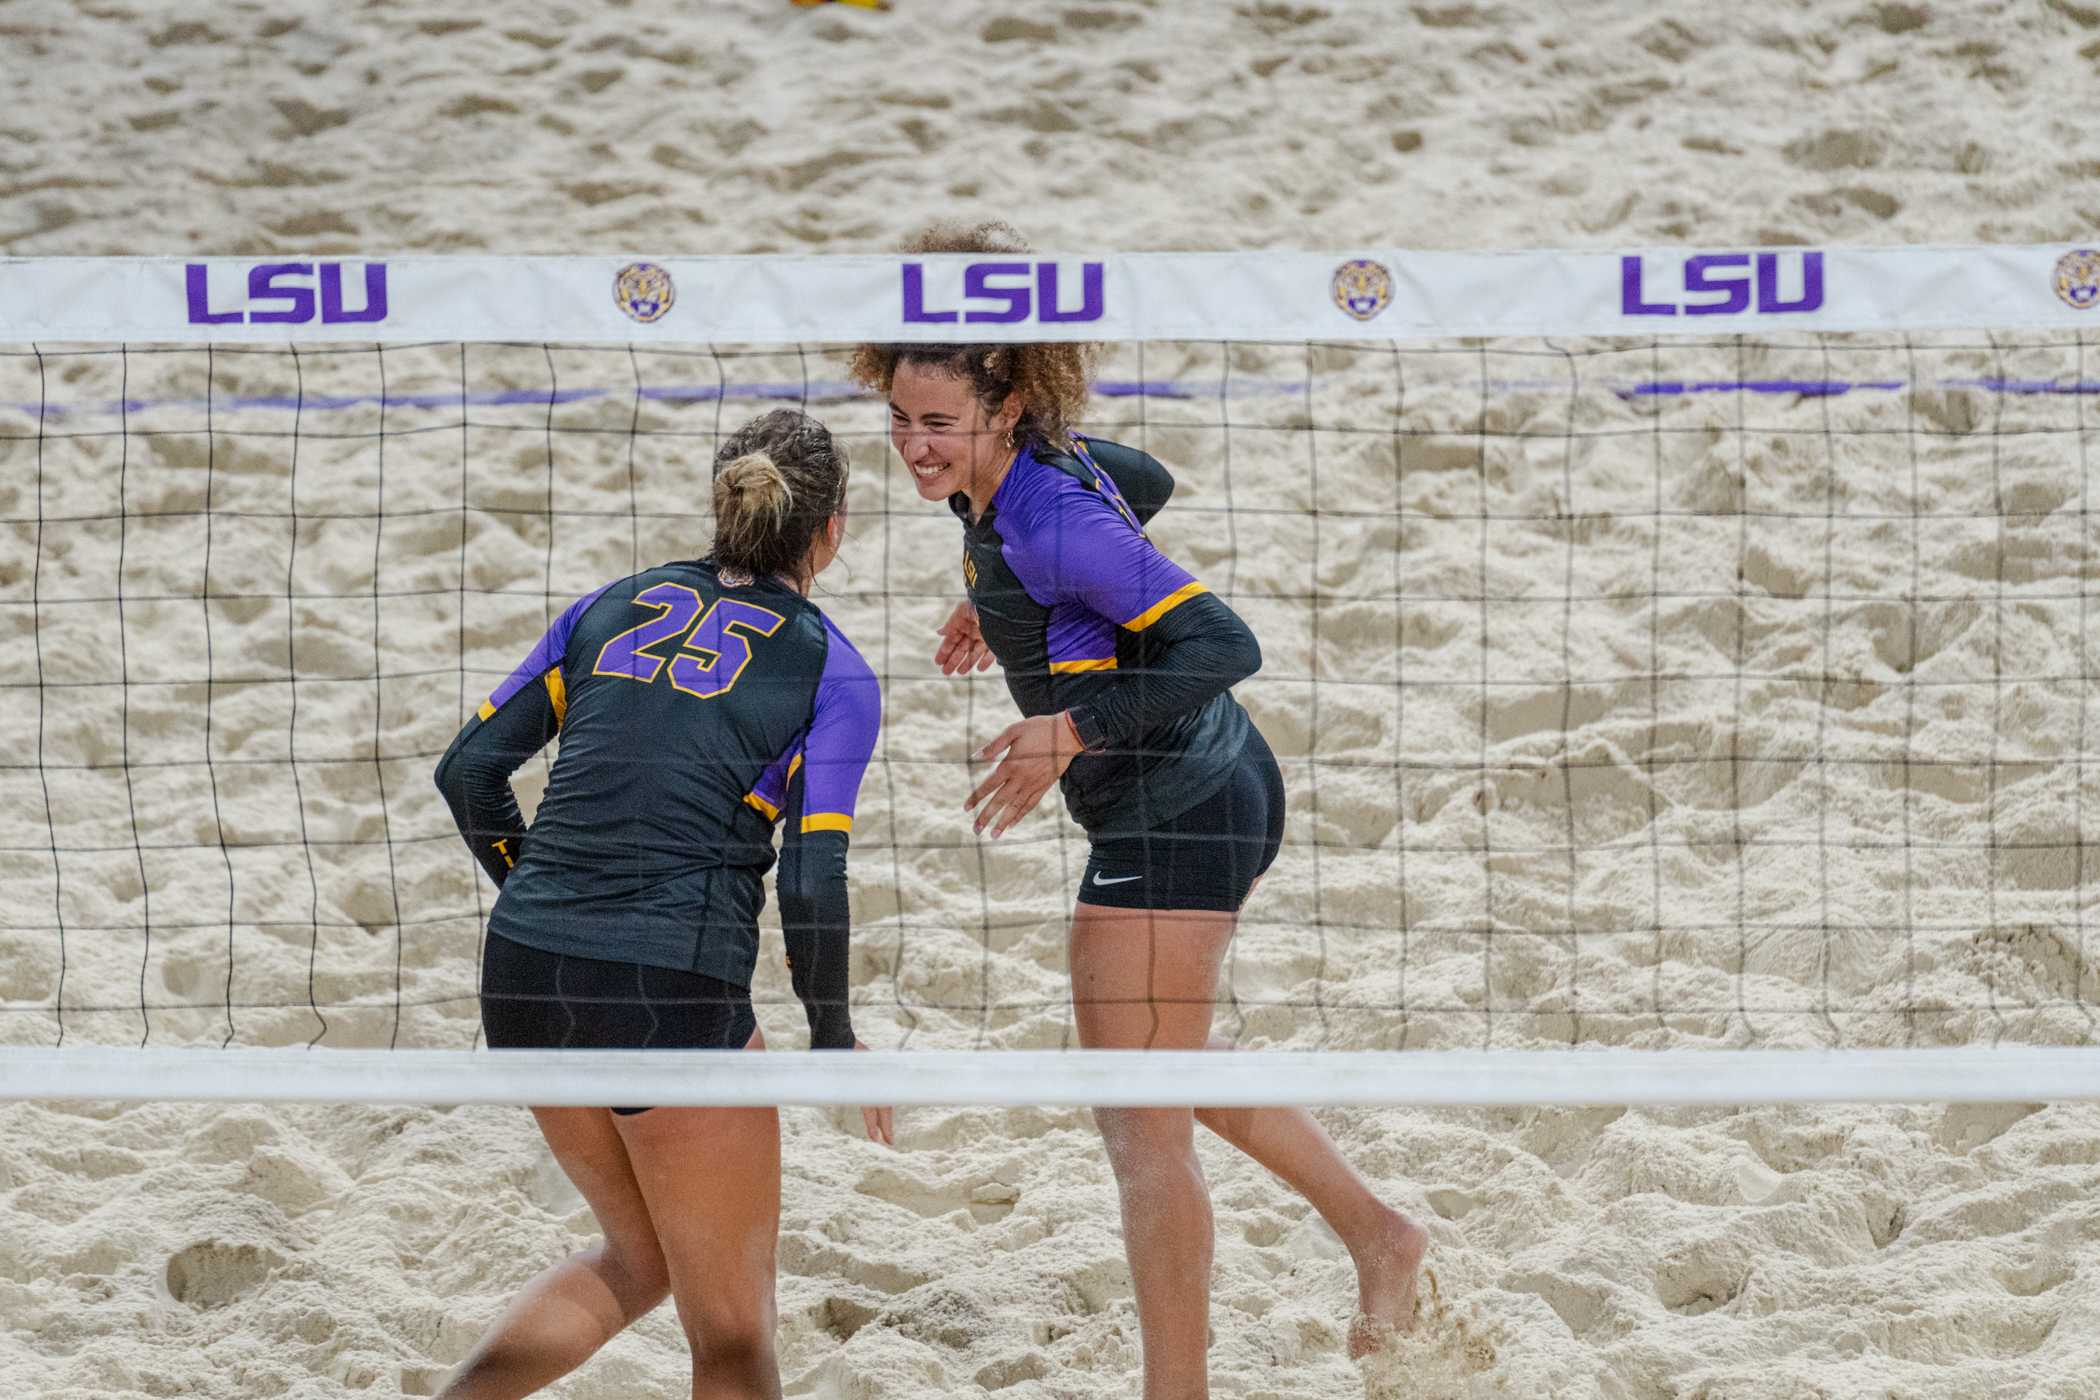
[853,223,1428,1398]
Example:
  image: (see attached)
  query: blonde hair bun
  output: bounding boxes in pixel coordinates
[708,412,849,581]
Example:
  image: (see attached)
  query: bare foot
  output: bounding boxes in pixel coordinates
[1348,1210,1429,1358]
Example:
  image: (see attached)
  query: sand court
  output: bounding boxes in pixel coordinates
[6,2,2100,1396]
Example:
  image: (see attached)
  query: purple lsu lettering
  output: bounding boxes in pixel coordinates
[902,260,1105,324]
[185,262,390,326]
[1620,252,1824,317]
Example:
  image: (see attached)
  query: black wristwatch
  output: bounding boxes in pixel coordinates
[1065,706,1109,753]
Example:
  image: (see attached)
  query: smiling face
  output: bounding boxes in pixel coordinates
[888,359,1022,511]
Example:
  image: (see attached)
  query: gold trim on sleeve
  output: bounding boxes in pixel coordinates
[1122,581,1210,632]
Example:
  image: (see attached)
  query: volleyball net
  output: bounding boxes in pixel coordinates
[2,245,2099,1106]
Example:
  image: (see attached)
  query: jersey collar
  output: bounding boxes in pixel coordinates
[947,442,1038,528]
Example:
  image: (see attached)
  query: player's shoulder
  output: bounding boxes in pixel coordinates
[815,612,879,689]
[1003,444,1087,504]
[1042,433,1150,486]
[630,558,815,608]
[563,561,700,626]
[587,560,831,649]
[1069,433,1130,467]
[996,445,1123,537]
[1070,434,1152,482]
[582,559,697,605]
[625,557,717,591]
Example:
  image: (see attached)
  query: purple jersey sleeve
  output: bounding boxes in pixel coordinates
[799,619,881,833]
[745,738,803,823]
[1001,464,1209,635]
[480,583,614,726]
[745,616,881,835]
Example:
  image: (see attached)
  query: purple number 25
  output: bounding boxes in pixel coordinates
[591,583,786,700]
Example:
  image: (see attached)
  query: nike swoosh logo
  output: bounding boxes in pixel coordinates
[1092,873,1143,886]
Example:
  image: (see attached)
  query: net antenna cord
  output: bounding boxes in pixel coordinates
[5,1047,2099,1108]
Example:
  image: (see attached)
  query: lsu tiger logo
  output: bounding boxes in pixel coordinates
[1331,259,1394,322]
[615,262,676,323]
[2055,249,2100,312]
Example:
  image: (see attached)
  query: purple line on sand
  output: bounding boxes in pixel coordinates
[1941,378,2100,395]
[11,376,2097,420]
[1620,379,1908,400]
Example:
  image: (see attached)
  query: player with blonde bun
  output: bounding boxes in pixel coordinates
[433,409,888,1400]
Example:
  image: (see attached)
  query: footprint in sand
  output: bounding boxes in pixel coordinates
[165,1238,286,1309]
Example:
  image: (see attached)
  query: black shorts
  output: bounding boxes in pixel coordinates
[1079,726,1286,913]
[480,931,756,1115]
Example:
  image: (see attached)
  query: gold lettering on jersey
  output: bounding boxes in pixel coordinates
[593,581,785,702]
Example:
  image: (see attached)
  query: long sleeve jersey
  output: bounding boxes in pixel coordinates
[433,558,879,1048]
[952,436,1261,835]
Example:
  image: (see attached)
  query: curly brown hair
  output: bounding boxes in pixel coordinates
[847,221,1099,451]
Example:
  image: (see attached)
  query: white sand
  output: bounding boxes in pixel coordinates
[6,1,2100,1396]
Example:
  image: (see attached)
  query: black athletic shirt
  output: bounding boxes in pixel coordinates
[953,436,1260,835]
[434,559,880,1048]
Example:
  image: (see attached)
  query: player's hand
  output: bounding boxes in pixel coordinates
[965,712,1082,838]
[935,601,995,676]
[853,1040,894,1146]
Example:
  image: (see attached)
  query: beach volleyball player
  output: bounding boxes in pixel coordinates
[432,409,889,1400]
[854,224,1429,1393]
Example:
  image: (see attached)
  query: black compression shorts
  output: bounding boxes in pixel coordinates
[480,931,756,1115]
[1078,726,1286,914]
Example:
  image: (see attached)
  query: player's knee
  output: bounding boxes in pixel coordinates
[597,1238,671,1312]
[690,1326,773,1387]
[1094,1106,1194,1175]
[1193,1103,1244,1141]
[680,1282,776,1350]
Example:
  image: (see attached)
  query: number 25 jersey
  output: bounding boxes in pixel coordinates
[469,559,879,986]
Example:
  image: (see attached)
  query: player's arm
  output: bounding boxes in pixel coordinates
[966,494,1257,836]
[433,586,606,886]
[774,636,882,1049]
[1047,498,1260,750]
[434,681,557,888]
[940,441,1174,680]
[1066,589,1259,750]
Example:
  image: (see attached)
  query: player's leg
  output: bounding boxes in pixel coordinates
[615,1103,784,1400]
[1074,908,1426,1376]
[609,968,781,1400]
[1077,725,1426,1371]
[435,1103,672,1399]
[1070,900,1234,1400]
[1192,1072,1428,1351]
[443,935,679,1398]
[454,939,778,1399]
[1188,727,1428,1348]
